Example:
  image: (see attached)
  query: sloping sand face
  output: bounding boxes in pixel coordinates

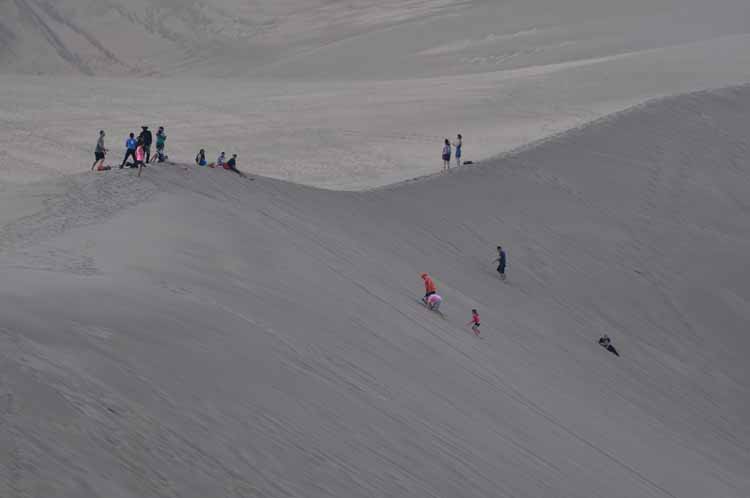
[0,85,748,497]
[2,0,750,186]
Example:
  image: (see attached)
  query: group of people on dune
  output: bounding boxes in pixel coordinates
[92,128,246,177]
[194,149,245,177]
[441,133,464,172]
[91,126,167,177]
[421,246,620,355]
[419,246,507,337]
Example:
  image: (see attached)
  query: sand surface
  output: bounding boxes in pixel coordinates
[2,2,750,496]
[0,85,749,497]
[2,0,750,187]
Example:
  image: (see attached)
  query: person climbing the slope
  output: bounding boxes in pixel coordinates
[442,138,451,171]
[467,309,480,336]
[91,130,107,171]
[195,149,207,166]
[421,272,437,302]
[426,293,443,312]
[120,132,137,168]
[155,126,167,163]
[494,245,507,281]
[139,126,153,164]
[453,133,463,168]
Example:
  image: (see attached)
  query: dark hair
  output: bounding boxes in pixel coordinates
[444,138,449,145]
[129,133,134,138]
[472,309,477,313]
[458,134,462,139]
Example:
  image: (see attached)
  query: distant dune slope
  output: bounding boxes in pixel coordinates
[1,0,749,77]
[0,0,466,76]
[0,85,748,497]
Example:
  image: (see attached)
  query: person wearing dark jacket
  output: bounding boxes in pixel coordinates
[139,126,153,163]
[494,246,507,280]
[598,335,620,357]
[225,154,245,177]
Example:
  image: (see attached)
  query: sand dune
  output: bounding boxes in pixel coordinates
[1,85,748,497]
[2,0,750,186]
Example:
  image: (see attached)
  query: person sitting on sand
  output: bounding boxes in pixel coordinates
[195,149,207,166]
[598,335,620,357]
[209,151,226,169]
[225,154,245,177]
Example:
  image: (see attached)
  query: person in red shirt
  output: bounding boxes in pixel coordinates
[421,273,437,302]
[467,309,480,336]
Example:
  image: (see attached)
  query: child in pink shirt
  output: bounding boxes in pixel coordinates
[467,309,480,336]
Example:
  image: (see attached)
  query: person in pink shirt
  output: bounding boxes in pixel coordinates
[467,309,480,336]
[426,293,442,312]
[136,142,146,177]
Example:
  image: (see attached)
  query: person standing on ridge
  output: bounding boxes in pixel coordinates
[453,133,462,168]
[91,130,107,171]
[155,126,167,163]
[467,309,480,336]
[442,139,451,171]
[494,246,507,280]
[421,272,437,302]
[135,140,146,177]
[139,126,153,163]
[120,132,137,168]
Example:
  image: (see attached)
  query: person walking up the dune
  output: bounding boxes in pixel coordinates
[421,273,437,303]
[494,246,507,280]
[139,126,153,164]
[442,139,451,171]
[453,134,462,168]
[155,126,167,163]
[135,141,146,177]
[91,130,107,171]
[120,132,137,168]
[195,149,207,166]
[467,309,480,336]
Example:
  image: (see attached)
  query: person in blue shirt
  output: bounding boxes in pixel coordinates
[120,133,138,168]
[453,133,462,167]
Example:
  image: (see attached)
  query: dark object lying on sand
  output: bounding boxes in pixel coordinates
[463,160,474,165]
[598,335,620,357]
